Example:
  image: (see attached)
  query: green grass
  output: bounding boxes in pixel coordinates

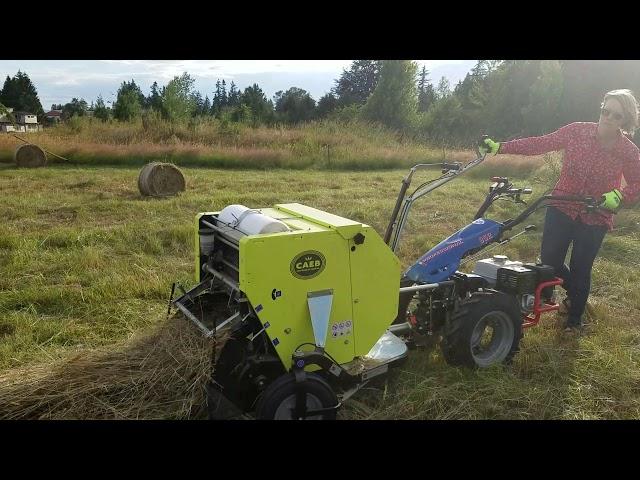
[1,159,639,419]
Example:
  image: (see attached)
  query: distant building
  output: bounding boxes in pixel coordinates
[0,107,43,133]
[44,110,63,123]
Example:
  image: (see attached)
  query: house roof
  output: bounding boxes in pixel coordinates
[45,110,62,117]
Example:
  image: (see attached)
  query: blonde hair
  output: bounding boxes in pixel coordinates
[602,89,639,136]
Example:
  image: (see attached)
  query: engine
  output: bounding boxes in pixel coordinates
[472,255,556,312]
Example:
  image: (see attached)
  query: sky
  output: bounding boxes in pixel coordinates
[0,60,477,111]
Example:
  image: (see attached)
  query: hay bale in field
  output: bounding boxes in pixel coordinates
[0,315,227,420]
[14,144,47,168]
[138,162,186,197]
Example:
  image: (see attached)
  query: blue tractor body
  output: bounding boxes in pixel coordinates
[404,218,504,283]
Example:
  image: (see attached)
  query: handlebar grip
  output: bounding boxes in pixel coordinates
[442,162,462,171]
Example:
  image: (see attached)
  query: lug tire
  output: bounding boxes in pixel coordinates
[441,291,522,368]
[256,372,338,420]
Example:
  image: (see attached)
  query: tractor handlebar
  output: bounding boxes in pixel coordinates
[501,194,603,232]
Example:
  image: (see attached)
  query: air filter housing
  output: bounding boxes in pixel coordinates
[496,265,537,295]
[523,263,556,301]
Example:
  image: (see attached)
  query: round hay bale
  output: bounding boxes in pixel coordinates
[138,162,186,197]
[14,144,47,168]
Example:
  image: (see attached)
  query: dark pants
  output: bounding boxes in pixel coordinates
[540,207,607,325]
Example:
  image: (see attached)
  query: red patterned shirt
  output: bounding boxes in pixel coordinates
[499,122,640,231]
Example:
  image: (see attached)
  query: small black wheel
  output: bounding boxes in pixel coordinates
[256,372,338,420]
[441,291,522,368]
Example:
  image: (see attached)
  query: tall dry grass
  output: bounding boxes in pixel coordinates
[0,117,472,170]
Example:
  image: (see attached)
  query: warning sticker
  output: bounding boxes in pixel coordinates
[330,320,352,338]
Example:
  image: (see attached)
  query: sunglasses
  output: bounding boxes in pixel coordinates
[600,106,624,122]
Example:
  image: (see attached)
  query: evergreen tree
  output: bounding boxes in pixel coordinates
[415,60,640,145]
[417,66,436,112]
[191,91,204,116]
[147,81,164,113]
[212,79,230,116]
[0,71,44,115]
[94,95,110,121]
[228,81,240,107]
[221,80,228,108]
[436,76,451,99]
[361,60,419,131]
[202,96,211,116]
[113,80,144,121]
[240,83,273,124]
[333,60,381,106]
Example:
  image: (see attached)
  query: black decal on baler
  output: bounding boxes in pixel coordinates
[290,251,326,279]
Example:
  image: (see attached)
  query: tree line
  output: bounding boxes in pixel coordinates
[2,61,639,146]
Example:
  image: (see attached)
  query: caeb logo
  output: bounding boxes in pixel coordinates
[291,251,326,279]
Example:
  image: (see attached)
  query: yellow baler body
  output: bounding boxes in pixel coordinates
[198,203,401,369]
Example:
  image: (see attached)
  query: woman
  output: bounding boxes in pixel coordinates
[480,89,640,331]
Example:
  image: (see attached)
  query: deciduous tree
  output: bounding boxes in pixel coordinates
[274,87,316,124]
[162,72,197,122]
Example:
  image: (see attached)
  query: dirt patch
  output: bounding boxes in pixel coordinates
[37,207,78,223]
[0,323,15,338]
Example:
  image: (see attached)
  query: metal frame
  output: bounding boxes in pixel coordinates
[522,278,564,328]
[172,275,246,338]
[385,154,488,253]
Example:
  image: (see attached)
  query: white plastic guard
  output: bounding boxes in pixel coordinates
[307,289,333,348]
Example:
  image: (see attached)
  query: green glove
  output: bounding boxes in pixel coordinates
[600,189,623,212]
[478,137,501,156]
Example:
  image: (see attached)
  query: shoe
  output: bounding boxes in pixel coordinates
[558,298,571,315]
[563,317,583,333]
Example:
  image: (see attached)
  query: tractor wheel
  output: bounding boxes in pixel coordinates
[255,372,338,420]
[440,291,522,369]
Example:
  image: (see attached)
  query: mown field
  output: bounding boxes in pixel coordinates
[1,125,640,419]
